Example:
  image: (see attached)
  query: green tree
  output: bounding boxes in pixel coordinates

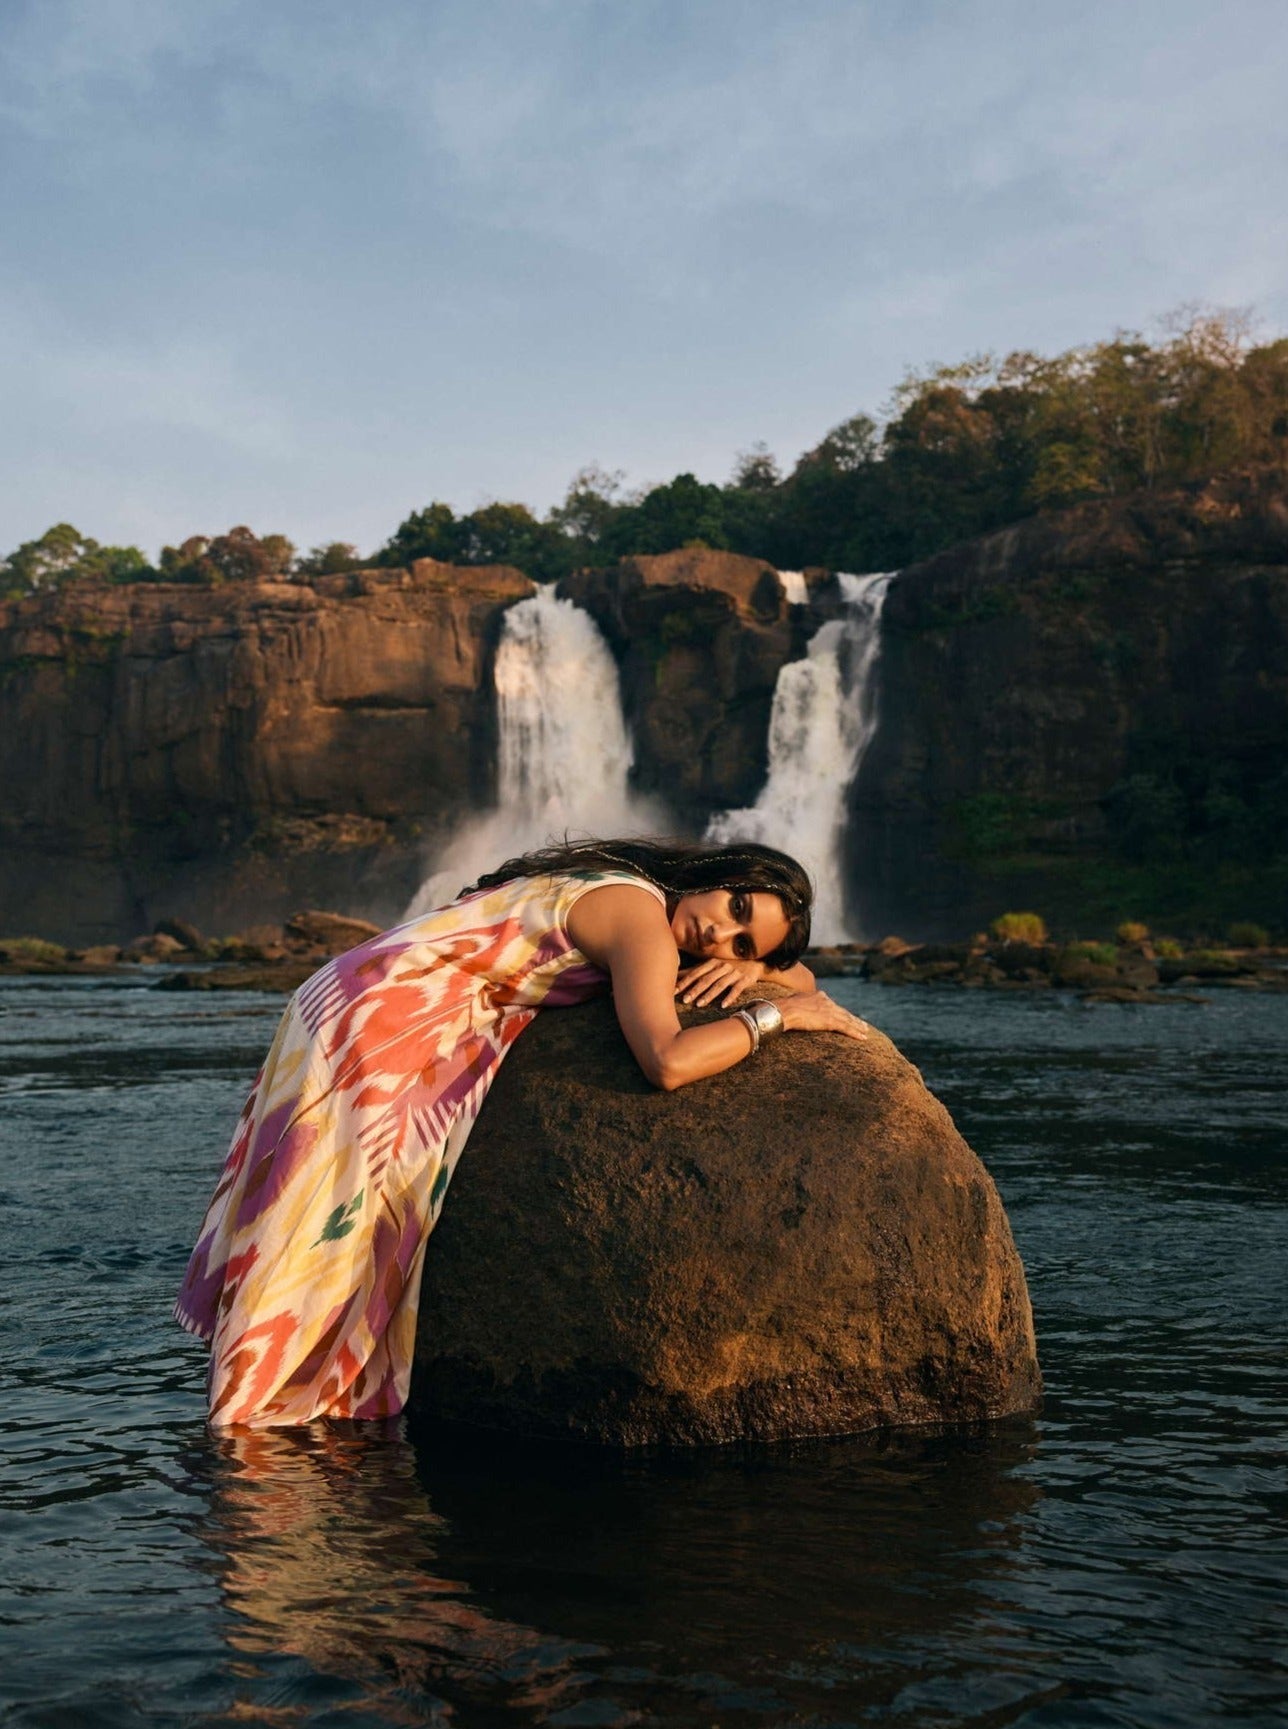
[599,473,730,557]
[295,541,364,576]
[803,412,879,475]
[456,502,569,579]
[729,442,781,491]
[368,307,1288,582]
[547,464,629,546]
[380,500,571,582]
[378,502,462,567]
[1,523,154,597]
[159,536,211,579]
[159,526,295,584]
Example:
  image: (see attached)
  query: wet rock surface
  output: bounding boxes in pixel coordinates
[411,990,1042,1446]
[0,906,376,989]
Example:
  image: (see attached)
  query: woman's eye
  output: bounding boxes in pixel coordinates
[734,935,754,961]
[730,892,748,919]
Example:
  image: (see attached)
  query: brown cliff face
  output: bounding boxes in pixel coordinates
[4,477,1286,945]
[851,471,1288,936]
[561,548,807,815]
[0,562,533,943]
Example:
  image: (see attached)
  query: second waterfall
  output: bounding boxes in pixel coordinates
[707,572,894,945]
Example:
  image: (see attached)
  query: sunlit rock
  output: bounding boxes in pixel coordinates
[412,991,1042,1445]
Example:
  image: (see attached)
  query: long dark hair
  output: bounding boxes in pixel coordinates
[470,836,812,969]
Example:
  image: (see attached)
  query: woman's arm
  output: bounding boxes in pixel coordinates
[567,885,862,1090]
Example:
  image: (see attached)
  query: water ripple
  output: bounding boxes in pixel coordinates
[1,978,1285,1727]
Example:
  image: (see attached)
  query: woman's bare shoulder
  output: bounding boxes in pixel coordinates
[565,880,672,964]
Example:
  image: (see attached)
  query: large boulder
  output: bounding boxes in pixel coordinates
[411,993,1041,1445]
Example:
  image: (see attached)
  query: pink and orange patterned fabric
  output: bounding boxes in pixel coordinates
[175,870,663,1427]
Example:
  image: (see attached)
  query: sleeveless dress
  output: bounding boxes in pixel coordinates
[174,869,664,1427]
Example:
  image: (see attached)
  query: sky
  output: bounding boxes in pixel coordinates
[2,0,1286,560]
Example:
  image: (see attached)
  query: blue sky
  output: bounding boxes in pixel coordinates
[2,0,1286,559]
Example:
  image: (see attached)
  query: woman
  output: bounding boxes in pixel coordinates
[175,838,868,1427]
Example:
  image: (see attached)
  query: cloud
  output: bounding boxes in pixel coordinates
[0,0,1285,547]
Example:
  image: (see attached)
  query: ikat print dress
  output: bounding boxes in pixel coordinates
[175,870,664,1426]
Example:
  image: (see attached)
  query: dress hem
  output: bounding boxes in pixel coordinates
[173,1300,213,1343]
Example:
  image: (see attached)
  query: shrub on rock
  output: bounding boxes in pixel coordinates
[990,912,1048,945]
[1226,921,1269,949]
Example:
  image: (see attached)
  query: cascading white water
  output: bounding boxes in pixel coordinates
[406,586,666,914]
[777,570,809,607]
[706,572,894,945]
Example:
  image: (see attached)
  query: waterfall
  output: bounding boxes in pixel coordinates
[406,586,666,914]
[706,572,894,945]
[778,570,809,606]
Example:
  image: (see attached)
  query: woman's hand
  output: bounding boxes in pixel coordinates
[777,990,869,1042]
[676,956,765,1007]
[568,883,870,1091]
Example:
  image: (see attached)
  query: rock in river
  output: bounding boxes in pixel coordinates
[412,992,1041,1445]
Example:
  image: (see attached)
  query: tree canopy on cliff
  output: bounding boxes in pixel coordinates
[375,500,570,582]
[0,524,153,597]
[6,310,1286,596]
[373,309,1288,580]
[159,526,296,585]
[539,310,1288,574]
[0,523,301,597]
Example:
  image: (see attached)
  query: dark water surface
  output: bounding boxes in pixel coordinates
[2,976,1285,1728]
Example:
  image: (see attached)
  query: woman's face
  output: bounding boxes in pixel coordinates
[671,888,791,964]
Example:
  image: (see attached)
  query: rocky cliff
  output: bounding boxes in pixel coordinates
[0,562,533,942]
[853,470,1288,936]
[561,547,810,813]
[3,477,1285,944]
[0,548,803,944]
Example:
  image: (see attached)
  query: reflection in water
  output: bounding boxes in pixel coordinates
[193,1417,1042,1725]
[197,1424,594,1723]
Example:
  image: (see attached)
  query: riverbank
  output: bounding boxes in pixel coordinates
[0,909,378,991]
[3,910,1285,1002]
[809,933,1288,1002]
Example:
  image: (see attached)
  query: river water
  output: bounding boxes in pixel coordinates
[2,975,1284,1728]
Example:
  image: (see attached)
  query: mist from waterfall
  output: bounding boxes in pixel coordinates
[706,572,894,945]
[406,586,667,915]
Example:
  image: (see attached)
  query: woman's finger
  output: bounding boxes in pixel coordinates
[676,960,721,990]
[686,972,735,1005]
[679,964,732,1002]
